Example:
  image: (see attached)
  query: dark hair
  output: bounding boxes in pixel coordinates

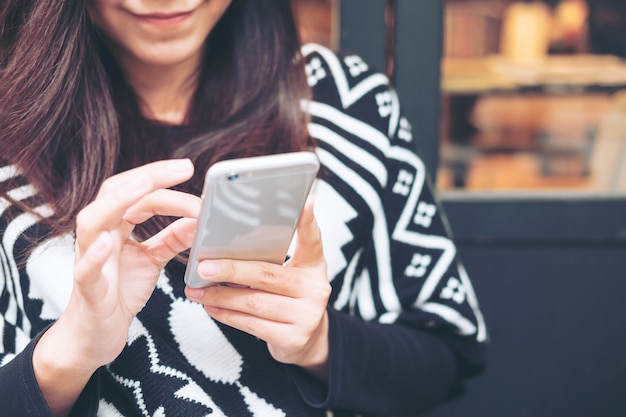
[0,0,311,245]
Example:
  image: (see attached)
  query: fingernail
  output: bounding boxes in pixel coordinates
[198,261,220,277]
[186,287,205,299]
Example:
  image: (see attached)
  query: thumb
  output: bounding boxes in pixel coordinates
[288,197,324,267]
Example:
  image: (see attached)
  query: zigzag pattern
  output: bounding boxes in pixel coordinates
[304,43,486,339]
[0,44,486,416]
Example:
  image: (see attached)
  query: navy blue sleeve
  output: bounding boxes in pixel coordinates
[286,307,457,416]
[0,327,100,417]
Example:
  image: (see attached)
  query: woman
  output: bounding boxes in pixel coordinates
[0,1,487,416]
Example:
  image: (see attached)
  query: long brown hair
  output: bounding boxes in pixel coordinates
[0,0,311,244]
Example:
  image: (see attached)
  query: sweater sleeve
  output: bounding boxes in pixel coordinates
[294,44,488,415]
[287,308,457,416]
[0,326,100,417]
[0,163,99,416]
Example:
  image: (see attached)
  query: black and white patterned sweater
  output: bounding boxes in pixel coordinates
[0,44,487,417]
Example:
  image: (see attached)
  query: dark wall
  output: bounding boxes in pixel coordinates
[419,198,626,417]
[423,242,626,417]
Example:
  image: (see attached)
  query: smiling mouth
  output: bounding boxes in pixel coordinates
[132,10,194,27]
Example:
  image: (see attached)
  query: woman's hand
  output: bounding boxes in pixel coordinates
[185,199,332,379]
[33,159,200,416]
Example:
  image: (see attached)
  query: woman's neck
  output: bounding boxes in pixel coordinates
[115,50,202,125]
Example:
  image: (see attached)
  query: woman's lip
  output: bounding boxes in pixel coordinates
[132,10,194,27]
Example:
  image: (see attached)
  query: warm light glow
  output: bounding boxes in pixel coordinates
[501,2,552,65]
[554,0,588,44]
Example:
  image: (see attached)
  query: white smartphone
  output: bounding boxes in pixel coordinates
[184,151,320,288]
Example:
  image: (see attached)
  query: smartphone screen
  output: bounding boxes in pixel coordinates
[184,152,320,288]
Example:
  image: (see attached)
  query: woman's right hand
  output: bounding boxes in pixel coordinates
[32,159,200,416]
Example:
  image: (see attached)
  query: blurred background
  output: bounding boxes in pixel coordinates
[294,0,626,193]
[293,1,626,416]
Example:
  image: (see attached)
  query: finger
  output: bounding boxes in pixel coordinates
[287,198,325,267]
[123,190,201,225]
[143,217,198,268]
[190,287,326,360]
[76,175,152,253]
[202,304,291,347]
[194,258,301,297]
[96,159,194,199]
[73,232,114,304]
[188,285,295,323]
[76,159,194,250]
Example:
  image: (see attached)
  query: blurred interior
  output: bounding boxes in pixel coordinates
[293,0,626,194]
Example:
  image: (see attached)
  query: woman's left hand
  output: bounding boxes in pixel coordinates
[184,199,331,379]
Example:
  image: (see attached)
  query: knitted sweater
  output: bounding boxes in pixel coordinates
[0,44,487,417]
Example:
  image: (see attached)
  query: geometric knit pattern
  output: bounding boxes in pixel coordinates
[0,43,486,416]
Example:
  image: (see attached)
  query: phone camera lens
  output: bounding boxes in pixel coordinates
[227,173,239,181]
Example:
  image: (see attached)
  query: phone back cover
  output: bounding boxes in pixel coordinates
[184,152,319,287]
